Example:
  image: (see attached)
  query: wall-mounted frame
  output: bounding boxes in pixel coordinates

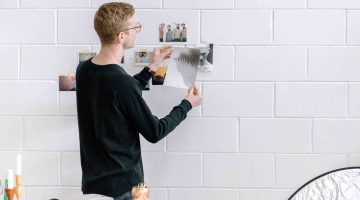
[159,22,187,43]
[59,72,76,91]
[134,49,153,66]
[195,42,214,72]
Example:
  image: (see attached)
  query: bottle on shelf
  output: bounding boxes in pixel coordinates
[3,175,8,200]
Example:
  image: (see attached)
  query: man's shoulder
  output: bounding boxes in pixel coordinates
[75,59,91,80]
[105,70,139,92]
[76,60,88,72]
[105,69,131,82]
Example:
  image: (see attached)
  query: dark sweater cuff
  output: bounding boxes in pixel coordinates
[137,67,153,82]
[180,99,192,112]
[143,66,155,77]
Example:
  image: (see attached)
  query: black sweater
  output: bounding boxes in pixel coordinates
[75,57,192,198]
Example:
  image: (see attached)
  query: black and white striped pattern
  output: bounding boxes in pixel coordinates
[174,48,201,68]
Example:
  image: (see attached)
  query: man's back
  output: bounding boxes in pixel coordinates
[76,57,193,198]
[76,57,145,198]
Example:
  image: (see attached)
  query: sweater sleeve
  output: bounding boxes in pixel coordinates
[133,67,153,90]
[118,79,192,144]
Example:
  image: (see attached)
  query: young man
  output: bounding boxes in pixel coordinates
[75,2,202,200]
[181,23,187,42]
[172,23,182,42]
[159,23,165,42]
[165,24,173,42]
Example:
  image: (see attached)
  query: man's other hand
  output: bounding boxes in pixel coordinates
[148,46,173,71]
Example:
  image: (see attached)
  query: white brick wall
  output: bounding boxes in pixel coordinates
[0,0,359,200]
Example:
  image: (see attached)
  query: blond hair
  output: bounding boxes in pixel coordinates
[94,2,135,45]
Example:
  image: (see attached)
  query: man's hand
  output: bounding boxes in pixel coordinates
[184,86,202,108]
[148,46,173,71]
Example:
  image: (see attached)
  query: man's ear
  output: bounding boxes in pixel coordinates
[117,32,125,43]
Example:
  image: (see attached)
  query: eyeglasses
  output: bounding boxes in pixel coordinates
[117,22,142,35]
